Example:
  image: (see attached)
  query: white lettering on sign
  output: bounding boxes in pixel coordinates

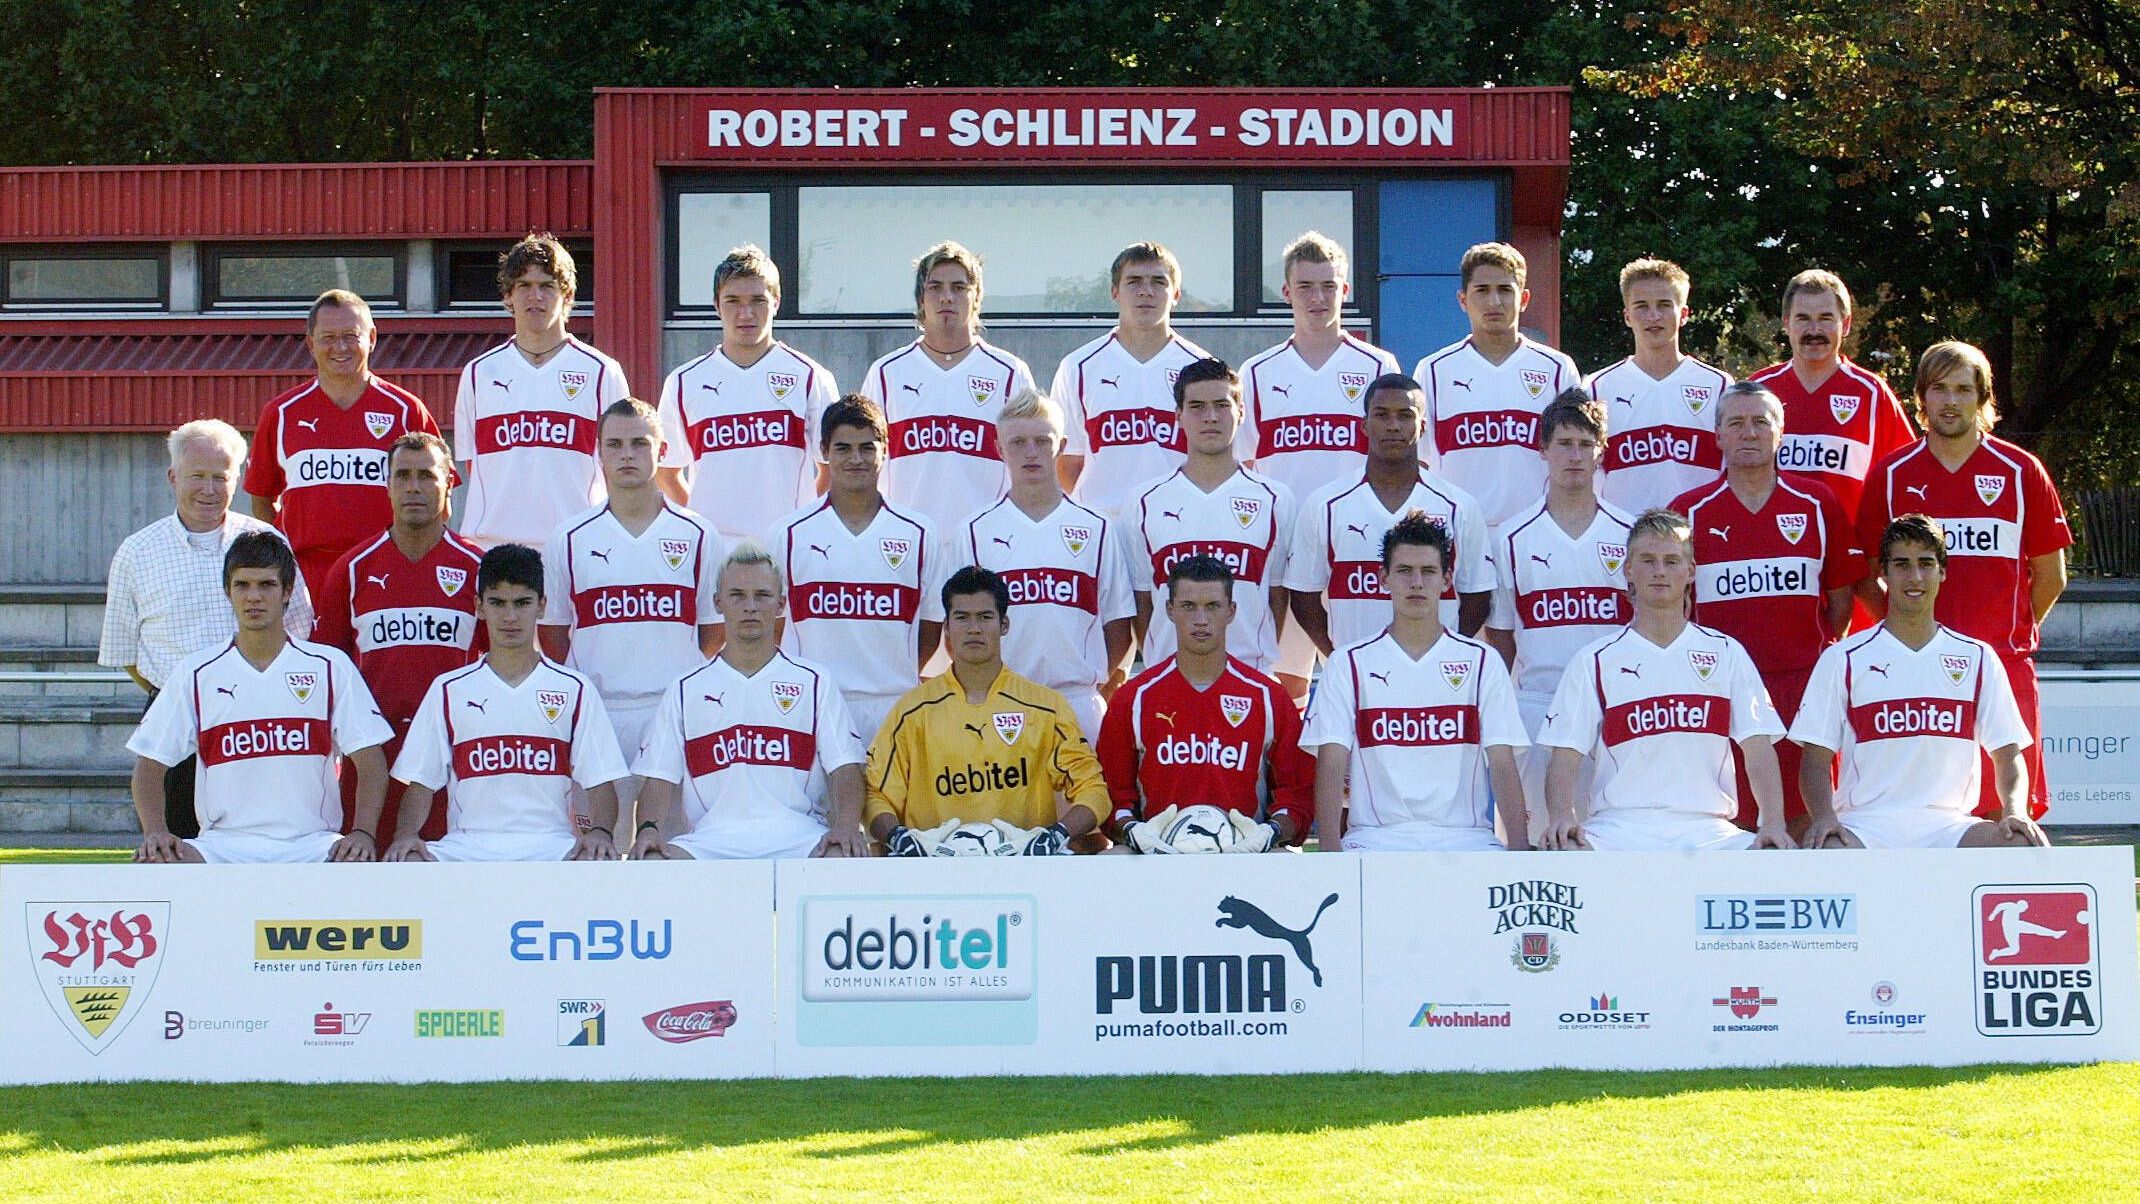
[707,108,910,148]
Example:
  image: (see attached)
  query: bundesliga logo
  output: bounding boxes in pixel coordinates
[1975,886,2100,1036]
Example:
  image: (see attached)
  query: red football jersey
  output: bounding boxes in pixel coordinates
[1670,473,1864,677]
[245,379,442,584]
[1748,358,1914,522]
[1096,655,1313,838]
[1859,436,2072,657]
[312,530,487,727]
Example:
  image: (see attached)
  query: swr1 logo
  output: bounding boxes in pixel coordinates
[1975,885,2099,1036]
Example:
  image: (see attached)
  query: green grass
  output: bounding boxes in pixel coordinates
[2,1066,2138,1202]
[0,848,130,865]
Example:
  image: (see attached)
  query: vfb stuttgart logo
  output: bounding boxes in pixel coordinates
[1975,885,2100,1036]
[30,903,170,1054]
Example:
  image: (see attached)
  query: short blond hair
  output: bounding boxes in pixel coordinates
[1282,231,1349,284]
[1618,258,1689,305]
[1913,340,1998,431]
[714,244,781,301]
[1627,507,1692,552]
[995,388,1065,438]
[717,541,783,594]
[168,418,246,468]
[913,241,984,313]
[1460,242,1527,289]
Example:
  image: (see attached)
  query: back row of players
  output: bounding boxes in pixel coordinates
[137,231,2067,860]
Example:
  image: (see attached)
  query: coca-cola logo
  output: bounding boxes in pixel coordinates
[642,1000,737,1043]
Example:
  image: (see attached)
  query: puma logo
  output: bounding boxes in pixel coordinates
[1345,523,1369,539]
[1708,527,1730,541]
[1100,376,1120,388]
[1367,671,1391,687]
[1612,396,1634,407]
[963,722,986,741]
[365,574,390,590]
[1451,379,1473,392]
[214,685,236,698]
[808,543,830,558]
[1153,711,1177,727]
[464,699,487,713]
[491,379,511,392]
[703,693,724,706]
[1181,816,1224,844]
[296,418,320,432]
[1868,664,1890,678]
[588,549,611,563]
[901,383,923,395]
[700,382,722,394]
[1161,509,1183,522]
[1619,665,1642,678]
[1530,554,1552,568]
[991,537,1012,550]
[1905,484,1929,500]
[1215,894,1339,988]
[1269,384,1292,399]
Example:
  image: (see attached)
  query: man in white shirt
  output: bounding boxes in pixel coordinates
[1587,258,1733,513]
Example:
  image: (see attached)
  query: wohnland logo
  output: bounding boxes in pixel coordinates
[1695,895,1858,952]
[1410,1002,1512,1029]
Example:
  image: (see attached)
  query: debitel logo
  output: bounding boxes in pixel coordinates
[799,895,1034,1003]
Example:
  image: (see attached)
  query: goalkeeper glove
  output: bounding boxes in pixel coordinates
[1023,822,1072,856]
[885,825,929,858]
[1122,805,1181,855]
[1225,811,1280,854]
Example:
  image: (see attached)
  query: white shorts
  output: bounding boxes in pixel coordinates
[1580,810,1755,851]
[428,830,578,862]
[573,696,658,828]
[668,820,823,861]
[1343,823,1504,852]
[1275,620,1319,683]
[1062,689,1104,745]
[1514,690,1589,842]
[187,829,342,864]
[1841,807,1979,850]
[846,693,900,751]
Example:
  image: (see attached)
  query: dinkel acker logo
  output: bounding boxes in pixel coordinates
[1486,880,1582,972]
[1974,885,2100,1036]
[1695,895,1857,952]
[1093,894,1340,1038]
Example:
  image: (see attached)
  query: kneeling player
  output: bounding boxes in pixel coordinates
[386,545,628,861]
[1791,514,2045,848]
[631,544,868,859]
[867,566,1109,855]
[1099,555,1312,853]
[1538,509,1793,851]
[1301,514,1528,851]
[128,532,392,863]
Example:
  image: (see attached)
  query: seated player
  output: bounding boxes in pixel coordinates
[385,544,628,862]
[127,532,392,863]
[866,566,1109,856]
[1099,555,1312,853]
[1300,514,1529,852]
[1537,509,1793,851]
[1791,514,2046,849]
[631,544,868,860]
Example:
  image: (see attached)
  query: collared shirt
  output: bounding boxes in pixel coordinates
[98,512,315,689]
[865,665,1107,832]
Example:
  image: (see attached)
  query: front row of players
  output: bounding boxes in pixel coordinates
[130,500,2043,863]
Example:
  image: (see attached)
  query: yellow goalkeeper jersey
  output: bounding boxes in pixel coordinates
[865,665,1108,832]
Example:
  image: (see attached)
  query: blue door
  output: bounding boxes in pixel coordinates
[1375,178,1501,372]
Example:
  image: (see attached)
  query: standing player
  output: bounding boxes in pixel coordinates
[1792,514,2044,849]
[1130,358,1295,681]
[540,400,725,825]
[1301,514,1529,851]
[653,245,838,545]
[1239,232,1400,696]
[1051,241,1211,519]
[1100,556,1313,853]
[385,544,629,862]
[1670,382,1862,829]
[862,241,1037,530]
[454,234,630,551]
[1417,241,1582,529]
[1287,373,1492,653]
[1537,510,1792,851]
[1483,390,1633,833]
[961,390,1134,740]
[772,396,950,747]
[1587,259,1732,513]
[312,433,486,844]
[632,545,868,860]
[247,290,442,599]
[127,533,392,864]
[1857,341,2070,819]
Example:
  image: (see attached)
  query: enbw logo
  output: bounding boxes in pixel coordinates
[1696,896,1856,934]
[509,920,673,962]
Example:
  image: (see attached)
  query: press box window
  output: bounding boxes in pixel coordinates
[206,245,401,307]
[440,239,595,308]
[1261,191,1355,305]
[674,193,773,309]
[2,248,165,310]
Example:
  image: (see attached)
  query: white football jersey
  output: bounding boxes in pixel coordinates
[542,504,725,704]
[1301,630,1528,832]
[1416,336,1582,527]
[863,338,1036,529]
[1488,499,1636,701]
[1789,624,2030,815]
[1587,356,1732,514]
[453,337,630,550]
[961,495,1135,698]
[1238,335,1402,505]
[635,650,863,837]
[1540,623,1782,819]
[1130,467,1295,673]
[771,499,950,706]
[1285,470,1493,646]
[656,342,838,543]
[1052,331,1209,517]
[392,658,626,837]
[127,639,392,839]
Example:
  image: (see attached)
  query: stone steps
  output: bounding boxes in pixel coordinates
[0,768,135,835]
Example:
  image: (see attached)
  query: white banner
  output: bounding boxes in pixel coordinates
[2040,669,2140,824]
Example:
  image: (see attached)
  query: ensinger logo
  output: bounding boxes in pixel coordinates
[1975,885,2100,1036]
[801,896,1034,1002]
[509,919,673,962]
[254,920,422,961]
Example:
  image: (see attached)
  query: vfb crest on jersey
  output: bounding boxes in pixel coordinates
[285,672,318,704]
[767,371,798,401]
[1976,474,2008,506]
[560,371,589,401]
[1829,392,1860,425]
[1231,497,1262,530]
[1776,513,1808,545]
[992,711,1025,746]
[968,376,999,407]
[1060,525,1093,556]
[660,539,691,572]
[879,538,912,570]
[537,690,569,724]
[1941,654,1973,686]
[1596,543,1628,574]
[771,681,803,715]
[1219,694,1253,728]
[1339,372,1370,403]
[436,566,469,597]
[1688,649,1720,682]
[1682,385,1713,415]
[1440,660,1473,692]
[363,411,395,440]
[31,903,169,1054]
[1520,368,1551,399]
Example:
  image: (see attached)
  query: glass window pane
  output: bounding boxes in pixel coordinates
[796,184,1233,315]
[218,255,394,301]
[676,193,772,307]
[1262,191,1356,304]
[447,240,593,305]
[9,257,160,302]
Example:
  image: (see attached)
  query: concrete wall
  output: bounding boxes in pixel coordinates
[0,434,263,585]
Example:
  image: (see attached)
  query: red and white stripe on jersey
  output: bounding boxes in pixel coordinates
[1237,334,1401,506]
[1487,499,1635,699]
[542,503,724,703]
[393,658,625,837]
[1096,654,1313,830]
[125,639,391,840]
[243,378,441,564]
[1130,468,1296,674]
[1300,630,1528,832]
[311,528,486,725]
[1052,331,1209,517]
[656,342,838,542]
[1788,624,2031,815]
[963,495,1134,698]
[772,498,949,706]
[634,650,863,834]
[1540,623,1781,819]
[1859,436,2073,657]
[1285,470,1493,647]
[453,336,630,549]
[863,338,1036,529]
[1748,357,1914,521]
[1671,474,1862,678]
[1586,356,1730,514]
[1417,336,1582,527]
